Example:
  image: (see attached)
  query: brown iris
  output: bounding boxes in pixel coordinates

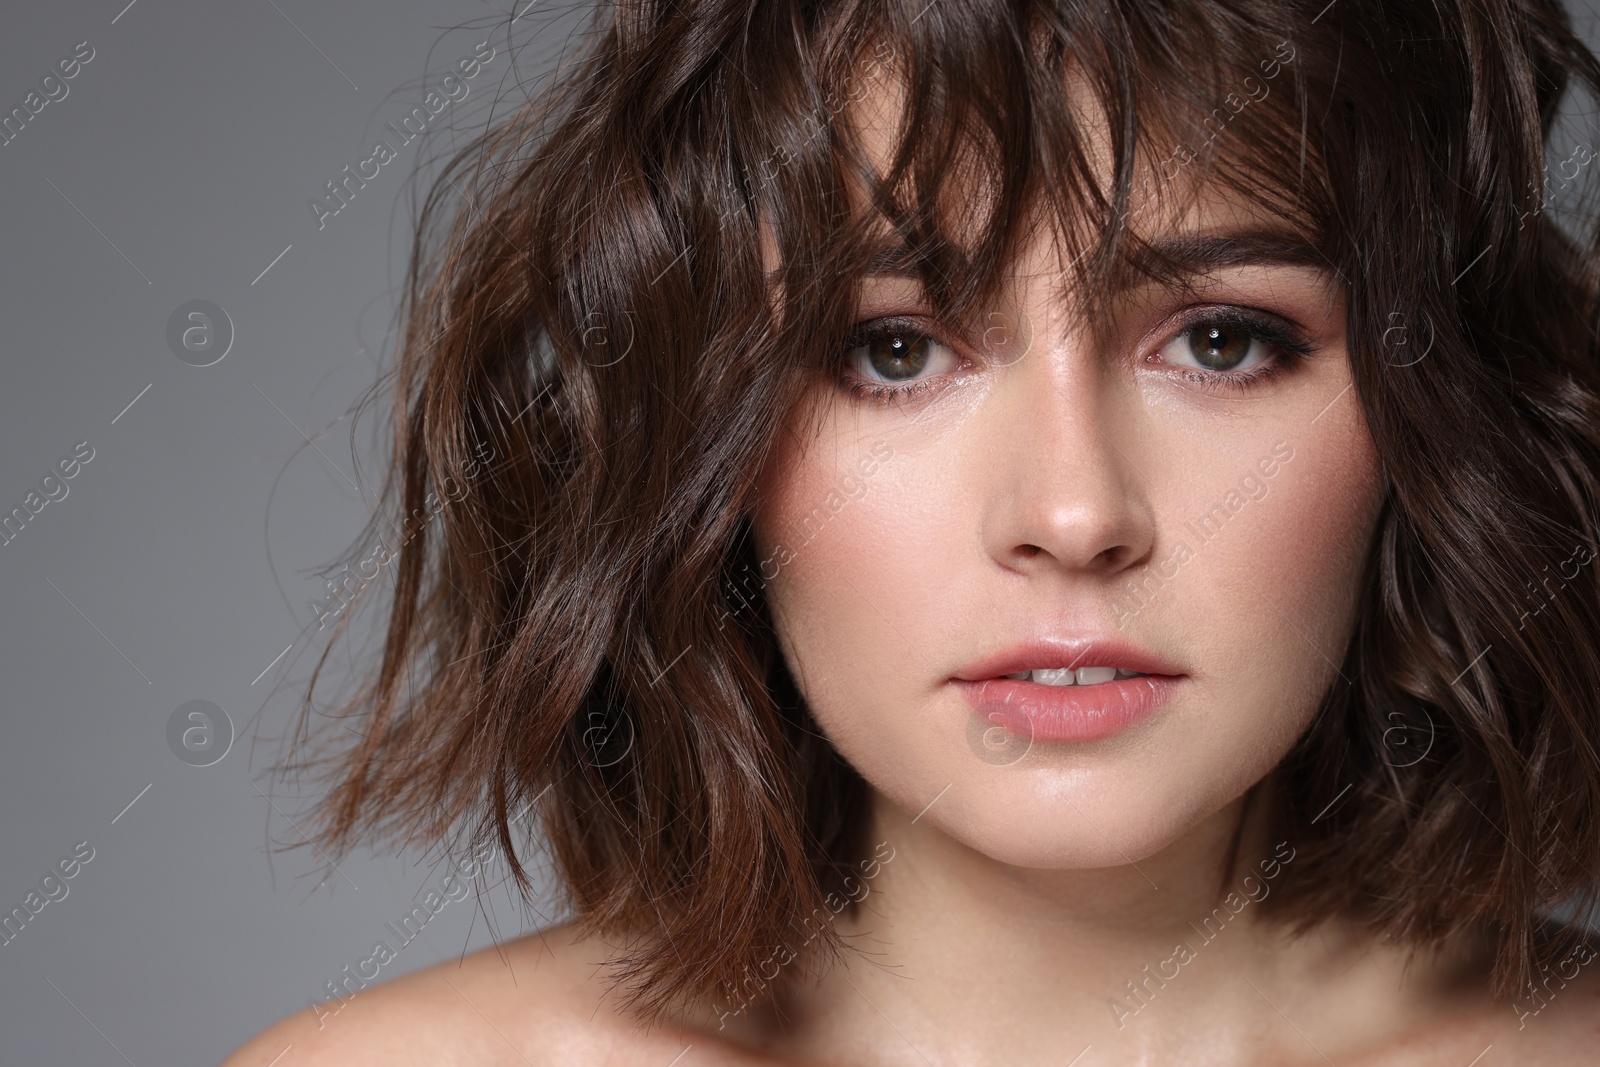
[1186,322,1254,370]
[864,331,932,381]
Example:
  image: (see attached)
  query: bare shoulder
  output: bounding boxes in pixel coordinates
[1492,935,1600,1061]
[219,921,765,1067]
[1367,932,1600,1066]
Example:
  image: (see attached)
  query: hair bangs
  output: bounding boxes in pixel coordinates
[732,1,1335,378]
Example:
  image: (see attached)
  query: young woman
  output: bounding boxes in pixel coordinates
[227,0,1600,1062]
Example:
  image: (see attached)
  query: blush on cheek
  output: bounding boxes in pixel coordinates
[751,432,944,738]
[1209,419,1383,695]
[756,451,904,635]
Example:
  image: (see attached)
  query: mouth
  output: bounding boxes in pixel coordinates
[953,637,1180,684]
[952,639,1183,745]
[996,666,1149,686]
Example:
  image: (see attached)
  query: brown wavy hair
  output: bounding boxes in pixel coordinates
[288,0,1600,1023]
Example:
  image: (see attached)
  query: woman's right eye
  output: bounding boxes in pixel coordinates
[839,319,963,401]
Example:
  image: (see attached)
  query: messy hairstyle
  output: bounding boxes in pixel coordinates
[290,0,1600,1023]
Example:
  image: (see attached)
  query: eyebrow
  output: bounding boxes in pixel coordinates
[859,229,1337,283]
[1136,230,1334,276]
[862,240,937,279]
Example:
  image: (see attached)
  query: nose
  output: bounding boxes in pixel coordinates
[976,334,1156,580]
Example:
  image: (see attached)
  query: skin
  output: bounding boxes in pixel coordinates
[222,68,1600,1067]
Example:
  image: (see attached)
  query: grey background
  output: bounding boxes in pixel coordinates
[0,3,587,1064]
[2,2,1599,1066]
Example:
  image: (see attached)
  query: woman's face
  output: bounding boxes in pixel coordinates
[751,83,1386,868]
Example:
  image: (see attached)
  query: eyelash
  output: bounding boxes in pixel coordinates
[836,316,963,407]
[1156,307,1317,395]
[835,308,1317,406]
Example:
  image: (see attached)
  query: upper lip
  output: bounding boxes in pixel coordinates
[952,636,1183,681]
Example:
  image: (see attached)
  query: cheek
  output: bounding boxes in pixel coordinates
[750,366,998,646]
[1175,412,1383,698]
[751,430,957,758]
[1143,397,1385,812]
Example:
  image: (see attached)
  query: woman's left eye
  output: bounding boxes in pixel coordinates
[1151,311,1314,382]
[1165,321,1270,372]
[838,318,964,404]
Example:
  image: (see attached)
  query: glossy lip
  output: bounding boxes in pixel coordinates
[953,637,1182,682]
[952,637,1185,744]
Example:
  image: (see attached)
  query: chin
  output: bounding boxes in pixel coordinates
[941,765,1248,871]
[836,684,1310,872]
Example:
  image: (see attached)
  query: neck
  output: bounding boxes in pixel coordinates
[735,777,1488,1063]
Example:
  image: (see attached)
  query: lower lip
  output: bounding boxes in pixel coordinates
[954,675,1181,743]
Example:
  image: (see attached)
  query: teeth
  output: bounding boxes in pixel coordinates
[1002,667,1148,686]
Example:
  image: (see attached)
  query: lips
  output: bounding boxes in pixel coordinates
[953,638,1182,683]
[952,637,1184,744]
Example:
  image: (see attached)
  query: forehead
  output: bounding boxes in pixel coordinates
[832,53,1323,289]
